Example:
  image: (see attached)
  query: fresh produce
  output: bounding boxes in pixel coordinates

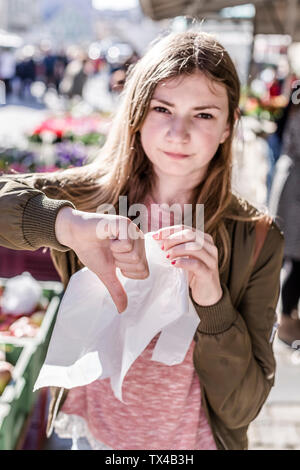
[0,310,45,337]
[8,317,39,338]
[29,311,46,327]
[0,277,47,338]
[0,360,13,396]
[0,273,42,316]
[0,314,23,332]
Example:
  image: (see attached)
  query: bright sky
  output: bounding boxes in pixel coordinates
[92,0,139,10]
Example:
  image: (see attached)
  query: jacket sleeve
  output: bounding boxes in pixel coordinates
[0,173,75,251]
[192,222,284,429]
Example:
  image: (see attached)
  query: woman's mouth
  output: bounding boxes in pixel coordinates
[163,151,191,159]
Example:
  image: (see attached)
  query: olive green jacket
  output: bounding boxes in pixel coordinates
[0,172,284,450]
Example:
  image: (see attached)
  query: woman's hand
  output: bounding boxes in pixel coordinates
[55,207,149,313]
[153,225,223,307]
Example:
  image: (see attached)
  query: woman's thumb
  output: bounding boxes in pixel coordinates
[99,270,128,314]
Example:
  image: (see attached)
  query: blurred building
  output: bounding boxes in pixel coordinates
[39,0,95,46]
[0,0,40,33]
[0,0,96,48]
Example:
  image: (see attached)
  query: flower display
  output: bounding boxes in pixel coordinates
[0,112,110,174]
[0,144,89,173]
[55,142,89,167]
[29,114,110,146]
[240,89,288,122]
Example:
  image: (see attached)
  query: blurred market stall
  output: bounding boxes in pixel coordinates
[139,0,300,41]
[0,274,63,450]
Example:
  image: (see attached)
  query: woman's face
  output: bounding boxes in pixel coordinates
[140,71,231,182]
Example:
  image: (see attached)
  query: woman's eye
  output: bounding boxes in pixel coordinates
[153,106,170,114]
[152,107,213,119]
[196,113,213,119]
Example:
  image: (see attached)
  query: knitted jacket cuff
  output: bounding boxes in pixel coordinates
[192,283,238,334]
[23,193,75,251]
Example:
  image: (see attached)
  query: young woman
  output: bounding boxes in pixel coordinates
[0,31,284,450]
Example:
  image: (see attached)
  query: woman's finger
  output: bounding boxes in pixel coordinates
[171,257,210,275]
[169,247,216,270]
[153,224,210,240]
[166,229,197,247]
[110,238,133,253]
[115,260,148,275]
[112,251,141,264]
[154,226,210,251]
[167,242,218,269]
[99,270,128,313]
[119,269,149,280]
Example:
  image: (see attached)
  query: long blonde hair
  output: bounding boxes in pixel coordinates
[35,31,265,273]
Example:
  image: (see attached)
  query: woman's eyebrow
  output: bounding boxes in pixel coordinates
[151,97,221,111]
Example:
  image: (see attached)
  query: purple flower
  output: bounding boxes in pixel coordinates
[55,143,88,167]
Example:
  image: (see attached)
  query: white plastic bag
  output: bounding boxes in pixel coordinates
[34,232,200,401]
[1,272,42,315]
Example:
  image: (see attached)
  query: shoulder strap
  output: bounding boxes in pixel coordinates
[252,216,272,268]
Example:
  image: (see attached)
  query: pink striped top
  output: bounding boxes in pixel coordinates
[60,195,217,450]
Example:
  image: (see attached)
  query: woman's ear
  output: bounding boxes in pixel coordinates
[220,107,240,144]
[220,122,231,144]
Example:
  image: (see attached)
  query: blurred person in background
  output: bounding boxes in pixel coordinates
[269,82,300,346]
[107,45,139,95]
[0,47,16,97]
[266,94,292,202]
[108,65,127,94]
[52,49,68,93]
[43,48,57,90]
[265,64,296,201]
[15,48,37,100]
[59,52,92,99]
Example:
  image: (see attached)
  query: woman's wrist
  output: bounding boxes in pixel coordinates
[55,206,77,248]
[198,287,223,307]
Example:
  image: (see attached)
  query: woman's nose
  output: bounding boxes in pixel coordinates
[166,117,190,144]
